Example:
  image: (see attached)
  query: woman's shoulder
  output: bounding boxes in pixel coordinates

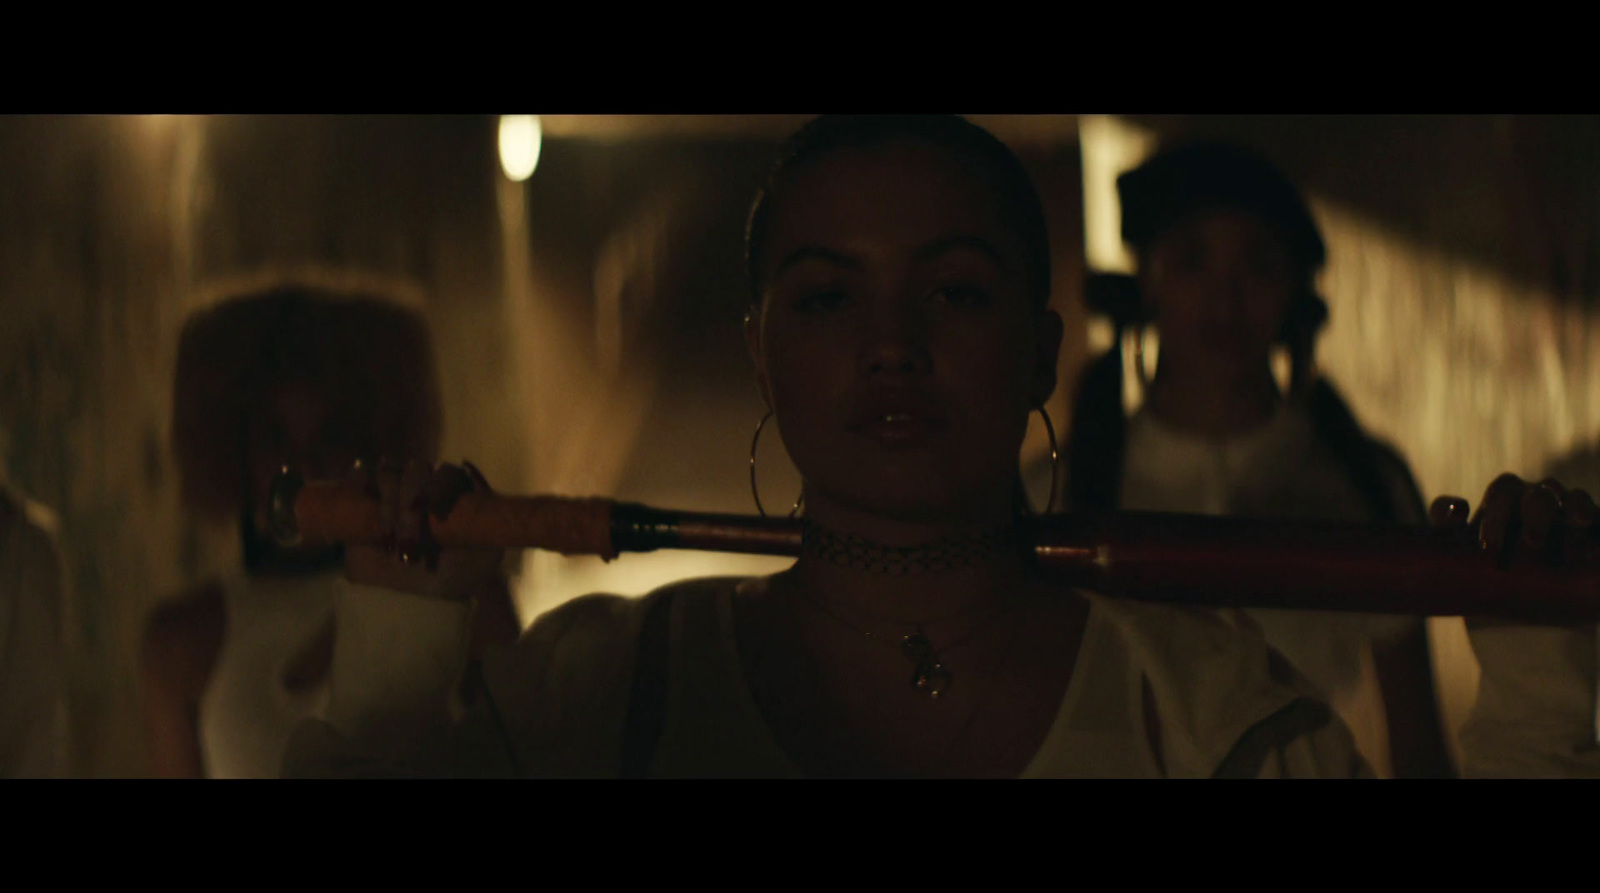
[1364,436,1428,522]
[1363,435,1421,486]
[478,577,753,776]
[146,582,227,632]
[1303,381,1427,522]
[519,577,750,643]
[146,581,227,632]
[1084,590,1273,661]
[497,577,754,689]
[505,576,754,679]
[1079,591,1353,776]
[141,582,227,697]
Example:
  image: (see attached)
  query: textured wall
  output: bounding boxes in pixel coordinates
[1120,116,1600,497]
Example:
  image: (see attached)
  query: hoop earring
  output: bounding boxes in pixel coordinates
[1270,344,1294,399]
[750,410,803,519]
[1032,405,1060,515]
[1132,325,1154,392]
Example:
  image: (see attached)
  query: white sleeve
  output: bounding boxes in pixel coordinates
[283,586,647,779]
[314,580,476,769]
[1249,706,1375,779]
[1459,623,1600,777]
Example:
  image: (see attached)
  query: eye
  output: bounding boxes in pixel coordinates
[249,422,288,459]
[1247,249,1292,282]
[321,417,354,450]
[1176,243,1208,273]
[794,289,853,313]
[931,285,992,308]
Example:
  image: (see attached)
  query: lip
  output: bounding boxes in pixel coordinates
[847,389,948,447]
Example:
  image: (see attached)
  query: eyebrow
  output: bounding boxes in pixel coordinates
[912,236,1010,271]
[772,236,1010,281]
[772,245,865,282]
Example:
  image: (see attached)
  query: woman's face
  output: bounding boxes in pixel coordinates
[1138,208,1300,381]
[244,380,361,527]
[747,142,1062,526]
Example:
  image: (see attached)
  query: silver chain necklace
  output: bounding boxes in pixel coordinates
[799,591,1021,699]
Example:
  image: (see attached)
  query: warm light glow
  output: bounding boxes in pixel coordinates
[1271,346,1293,394]
[514,550,794,627]
[1080,115,1158,274]
[1086,316,1116,353]
[498,115,542,182]
[1121,326,1157,412]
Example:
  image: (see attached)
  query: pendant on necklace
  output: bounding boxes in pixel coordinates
[901,630,953,699]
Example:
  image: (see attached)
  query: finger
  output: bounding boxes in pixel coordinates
[1559,488,1599,567]
[375,457,406,554]
[1520,483,1563,549]
[1430,496,1471,530]
[343,462,387,577]
[1476,473,1528,553]
[398,459,434,565]
[462,460,494,494]
[347,458,379,497]
[425,463,475,521]
[1565,488,1597,529]
[1540,479,1571,537]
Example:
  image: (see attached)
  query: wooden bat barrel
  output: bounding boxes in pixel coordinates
[269,471,1600,622]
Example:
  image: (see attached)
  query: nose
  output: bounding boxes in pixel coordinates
[859,300,931,379]
[1206,267,1249,321]
[280,443,326,479]
[304,452,340,480]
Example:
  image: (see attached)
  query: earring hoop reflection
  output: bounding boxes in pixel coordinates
[1033,405,1060,515]
[750,410,803,519]
[1132,325,1154,393]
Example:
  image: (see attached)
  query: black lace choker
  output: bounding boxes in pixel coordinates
[799,521,1022,575]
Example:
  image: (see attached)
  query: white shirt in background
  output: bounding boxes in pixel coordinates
[197,569,338,778]
[1117,403,1422,776]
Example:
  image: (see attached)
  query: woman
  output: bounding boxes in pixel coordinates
[140,282,518,778]
[1062,143,1452,776]
[283,116,1586,779]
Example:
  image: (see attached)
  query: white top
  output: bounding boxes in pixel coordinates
[1459,622,1600,776]
[648,583,1170,778]
[1117,403,1422,770]
[640,582,1355,778]
[0,487,70,777]
[283,578,1369,778]
[197,569,338,779]
[1450,450,1600,777]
